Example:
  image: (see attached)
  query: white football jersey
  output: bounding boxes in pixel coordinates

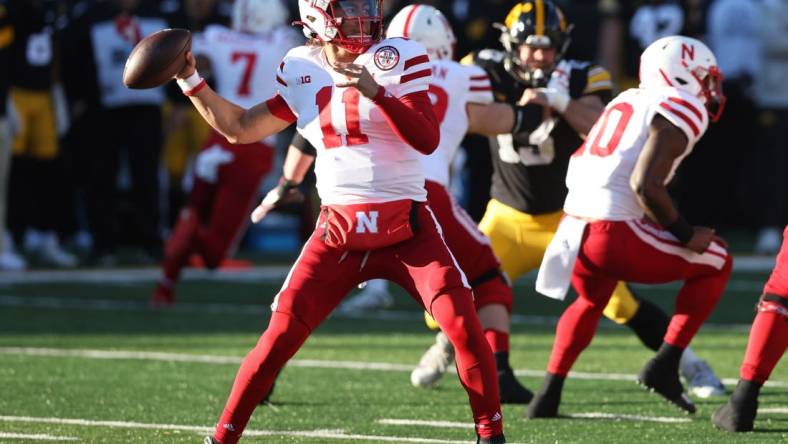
[420,60,493,186]
[564,86,709,220]
[276,38,433,205]
[194,25,301,109]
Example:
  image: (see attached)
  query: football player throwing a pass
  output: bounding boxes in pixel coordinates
[173,1,505,443]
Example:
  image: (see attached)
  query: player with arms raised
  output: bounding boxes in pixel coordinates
[529,36,732,417]
[150,0,301,306]
[173,1,505,443]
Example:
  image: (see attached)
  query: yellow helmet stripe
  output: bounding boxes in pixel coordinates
[505,3,523,29]
[535,0,545,36]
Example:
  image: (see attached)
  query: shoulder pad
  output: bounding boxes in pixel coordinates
[584,64,613,95]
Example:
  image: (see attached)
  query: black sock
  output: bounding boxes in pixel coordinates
[654,342,684,367]
[732,379,762,404]
[541,372,565,393]
[494,351,511,372]
[626,298,671,351]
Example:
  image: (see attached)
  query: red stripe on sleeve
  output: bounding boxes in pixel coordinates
[469,86,492,91]
[403,54,430,70]
[667,97,703,121]
[266,94,297,124]
[279,61,285,72]
[400,68,431,84]
[660,102,699,137]
[276,75,287,87]
[470,75,489,81]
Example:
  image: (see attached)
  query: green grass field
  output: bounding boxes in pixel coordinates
[0,265,786,443]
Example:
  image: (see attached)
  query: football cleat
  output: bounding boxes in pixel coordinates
[32,232,78,268]
[149,282,175,308]
[337,285,394,314]
[681,359,726,398]
[410,331,454,387]
[477,433,506,444]
[498,367,533,404]
[637,358,696,414]
[525,373,564,418]
[203,437,219,444]
[712,398,757,432]
[0,250,26,271]
[712,380,760,432]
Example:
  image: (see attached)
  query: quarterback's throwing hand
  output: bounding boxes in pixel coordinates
[174,50,197,80]
[250,179,304,223]
[334,63,380,99]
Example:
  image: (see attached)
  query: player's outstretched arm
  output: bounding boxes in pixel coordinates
[466,102,517,136]
[520,89,605,137]
[250,135,315,223]
[630,114,716,253]
[174,51,293,144]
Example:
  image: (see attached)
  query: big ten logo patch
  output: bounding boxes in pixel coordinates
[374,46,400,71]
[297,75,311,85]
[355,211,379,233]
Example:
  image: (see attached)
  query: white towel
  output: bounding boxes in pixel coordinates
[536,216,588,300]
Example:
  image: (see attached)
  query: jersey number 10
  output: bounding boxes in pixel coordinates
[575,102,634,157]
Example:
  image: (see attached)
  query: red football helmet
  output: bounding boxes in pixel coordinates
[296,0,384,54]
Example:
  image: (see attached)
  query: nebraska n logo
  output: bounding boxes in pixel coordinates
[355,211,379,233]
[681,43,695,61]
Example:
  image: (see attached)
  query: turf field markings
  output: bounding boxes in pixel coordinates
[565,412,692,423]
[379,413,692,426]
[2,347,787,389]
[0,294,756,331]
[0,432,79,441]
[760,407,788,414]
[0,415,488,443]
[378,419,472,428]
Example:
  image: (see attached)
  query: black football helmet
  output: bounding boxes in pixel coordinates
[495,0,572,87]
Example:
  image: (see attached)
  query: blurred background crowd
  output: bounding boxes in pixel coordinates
[0,0,785,271]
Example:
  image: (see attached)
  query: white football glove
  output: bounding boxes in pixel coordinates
[195,145,235,183]
[250,178,304,223]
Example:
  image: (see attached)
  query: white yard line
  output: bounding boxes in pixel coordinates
[378,419,472,429]
[0,416,478,444]
[565,413,692,423]
[1,347,787,389]
[379,413,693,427]
[0,432,79,441]
[760,407,788,414]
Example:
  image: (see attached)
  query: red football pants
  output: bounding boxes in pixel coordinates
[425,180,512,311]
[213,203,502,443]
[740,225,788,383]
[163,133,272,280]
[548,218,733,376]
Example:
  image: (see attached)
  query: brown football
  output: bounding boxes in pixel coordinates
[123,28,191,89]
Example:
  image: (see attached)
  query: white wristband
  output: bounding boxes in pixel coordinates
[542,88,571,113]
[176,70,203,92]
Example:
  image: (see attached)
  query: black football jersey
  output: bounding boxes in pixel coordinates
[463,49,613,215]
